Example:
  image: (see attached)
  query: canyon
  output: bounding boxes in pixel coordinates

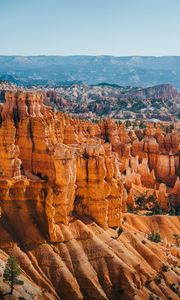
[0,90,179,300]
[44,83,180,121]
[1,81,180,122]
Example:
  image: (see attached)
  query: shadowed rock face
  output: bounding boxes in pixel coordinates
[0,91,179,299]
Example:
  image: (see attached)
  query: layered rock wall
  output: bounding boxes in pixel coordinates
[0,91,179,241]
[0,91,180,300]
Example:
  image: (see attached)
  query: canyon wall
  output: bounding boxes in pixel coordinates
[0,91,180,239]
[0,91,179,299]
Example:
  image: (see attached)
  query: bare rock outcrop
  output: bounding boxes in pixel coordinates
[0,91,179,300]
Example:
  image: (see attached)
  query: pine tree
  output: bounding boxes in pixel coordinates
[3,256,24,295]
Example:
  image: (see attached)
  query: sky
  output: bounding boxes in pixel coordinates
[0,0,180,56]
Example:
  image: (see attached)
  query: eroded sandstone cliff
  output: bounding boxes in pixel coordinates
[0,91,179,300]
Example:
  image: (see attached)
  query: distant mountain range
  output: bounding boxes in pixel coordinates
[0,55,180,89]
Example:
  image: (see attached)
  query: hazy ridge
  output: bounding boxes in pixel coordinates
[1,55,180,89]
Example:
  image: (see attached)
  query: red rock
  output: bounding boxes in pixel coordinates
[0,91,180,299]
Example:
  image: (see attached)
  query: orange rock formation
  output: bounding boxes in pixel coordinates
[0,91,179,299]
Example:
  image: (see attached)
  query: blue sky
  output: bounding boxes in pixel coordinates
[0,0,180,56]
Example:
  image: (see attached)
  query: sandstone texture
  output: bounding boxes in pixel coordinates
[0,91,179,299]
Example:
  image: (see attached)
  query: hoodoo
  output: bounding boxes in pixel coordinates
[0,91,179,300]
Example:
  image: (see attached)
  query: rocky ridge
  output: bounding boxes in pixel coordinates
[1,81,180,121]
[44,83,180,121]
[0,91,179,299]
[1,55,180,89]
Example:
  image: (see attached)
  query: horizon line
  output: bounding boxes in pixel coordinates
[1,54,180,58]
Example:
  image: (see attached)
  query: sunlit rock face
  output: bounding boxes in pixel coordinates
[0,91,179,230]
[0,91,125,236]
[0,91,179,299]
